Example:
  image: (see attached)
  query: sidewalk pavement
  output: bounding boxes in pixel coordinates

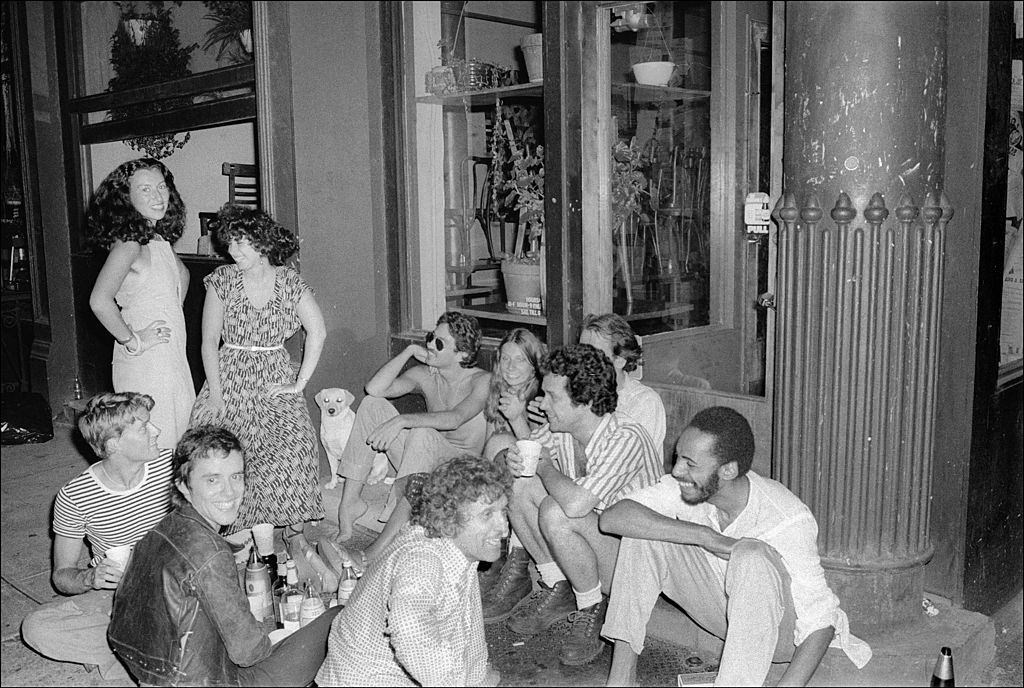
[2,421,1021,686]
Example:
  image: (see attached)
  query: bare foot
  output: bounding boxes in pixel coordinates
[366,453,390,485]
[336,498,368,542]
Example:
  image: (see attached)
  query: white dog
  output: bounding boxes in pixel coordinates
[314,388,356,490]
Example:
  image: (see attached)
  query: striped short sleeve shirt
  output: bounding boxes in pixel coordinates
[544,413,662,512]
[52,449,174,566]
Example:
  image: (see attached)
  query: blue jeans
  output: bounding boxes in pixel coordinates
[21,589,131,682]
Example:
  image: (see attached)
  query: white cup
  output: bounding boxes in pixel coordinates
[515,440,543,477]
[252,523,275,556]
[106,544,134,570]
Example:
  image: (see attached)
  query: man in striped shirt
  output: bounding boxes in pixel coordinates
[500,345,662,667]
[21,392,174,682]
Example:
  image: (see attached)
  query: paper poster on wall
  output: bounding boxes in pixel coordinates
[1000,100,1023,367]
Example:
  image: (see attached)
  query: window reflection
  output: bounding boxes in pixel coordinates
[609,1,711,336]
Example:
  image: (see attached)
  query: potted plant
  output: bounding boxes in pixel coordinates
[610,137,654,307]
[114,1,180,45]
[201,1,254,64]
[492,101,545,315]
[108,1,197,159]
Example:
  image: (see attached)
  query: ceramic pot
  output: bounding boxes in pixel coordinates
[501,260,543,315]
[521,33,543,83]
[124,18,154,46]
[632,61,676,87]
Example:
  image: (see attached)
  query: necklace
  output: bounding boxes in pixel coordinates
[99,461,133,490]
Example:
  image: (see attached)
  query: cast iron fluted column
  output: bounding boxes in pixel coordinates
[776,1,950,630]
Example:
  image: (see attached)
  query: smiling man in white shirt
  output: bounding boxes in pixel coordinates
[600,406,871,687]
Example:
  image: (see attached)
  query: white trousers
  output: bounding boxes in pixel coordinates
[602,537,797,687]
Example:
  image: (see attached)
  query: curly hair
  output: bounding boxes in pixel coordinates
[408,455,513,538]
[211,204,299,266]
[77,392,155,459]
[437,311,481,368]
[582,313,643,373]
[170,425,244,508]
[544,344,618,417]
[687,406,755,477]
[485,328,546,427]
[86,158,186,249]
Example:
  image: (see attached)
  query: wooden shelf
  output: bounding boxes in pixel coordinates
[614,300,695,321]
[417,81,543,107]
[453,302,546,325]
[613,82,711,104]
[71,64,257,145]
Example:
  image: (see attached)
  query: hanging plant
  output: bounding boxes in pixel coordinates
[201,1,253,64]
[107,1,197,159]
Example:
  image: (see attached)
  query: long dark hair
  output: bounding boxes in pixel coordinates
[86,158,186,249]
[485,328,546,427]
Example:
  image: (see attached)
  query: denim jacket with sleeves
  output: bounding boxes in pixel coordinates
[107,502,272,686]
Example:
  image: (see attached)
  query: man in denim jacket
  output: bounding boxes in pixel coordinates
[108,425,340,686]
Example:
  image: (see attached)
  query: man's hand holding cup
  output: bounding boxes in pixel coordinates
[510,439,545,478]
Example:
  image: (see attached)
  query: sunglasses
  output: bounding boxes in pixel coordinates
[425,331,445,352]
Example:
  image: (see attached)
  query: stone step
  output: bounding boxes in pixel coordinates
[645,595,995,687]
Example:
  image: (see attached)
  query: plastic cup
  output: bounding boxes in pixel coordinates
[106,544,134,570]
[252,523,274,556]
[515,439,542,477]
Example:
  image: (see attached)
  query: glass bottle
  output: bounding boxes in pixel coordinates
[272,556,289,628]
[279,559,303,632]
[244,548,273,624]
[299,578,326,627]
[337,559,358,606]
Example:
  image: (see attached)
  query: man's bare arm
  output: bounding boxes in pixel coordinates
[599,499,737,556]
[364,345,428,398]
[776,626,833,686]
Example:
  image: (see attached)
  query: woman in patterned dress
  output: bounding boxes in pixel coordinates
[189,204,326,545]
[87,158,195,449]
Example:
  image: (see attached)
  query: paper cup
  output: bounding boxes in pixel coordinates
[269,628,295,645]
[106,544,134,570]
[252,523,275,556]
[515,439,542,477]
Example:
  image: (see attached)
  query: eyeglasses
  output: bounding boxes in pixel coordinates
[425,331,445,352]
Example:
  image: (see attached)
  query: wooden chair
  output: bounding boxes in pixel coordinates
[221,162,259,208]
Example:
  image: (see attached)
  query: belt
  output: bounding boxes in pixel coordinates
[223,343,285,352]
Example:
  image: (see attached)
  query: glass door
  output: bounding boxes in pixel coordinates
[580,0,779,469]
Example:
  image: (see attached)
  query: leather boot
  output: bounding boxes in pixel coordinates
[506,579,575,635]
[477,536,508,595]
[559,595,609,666]
[481,546,533,622]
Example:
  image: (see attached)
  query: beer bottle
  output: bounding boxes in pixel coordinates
[279,559,303,632]
[337,558,358,606]
[272,557,289,628]
[299,578,326,627]
[244,548,273,623]
[930,646,954,687]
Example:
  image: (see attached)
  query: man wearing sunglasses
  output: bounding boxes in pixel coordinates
[334,311,491,547]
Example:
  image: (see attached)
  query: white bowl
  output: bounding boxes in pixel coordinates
[632,61,676,87]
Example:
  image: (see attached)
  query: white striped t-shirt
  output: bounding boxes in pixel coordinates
[52,449,174,566]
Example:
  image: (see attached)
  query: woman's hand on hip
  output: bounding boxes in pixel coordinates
[129,319,171,354]
[268,382,303,396]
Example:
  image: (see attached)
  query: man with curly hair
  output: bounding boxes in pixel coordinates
[495,344,662,667]
[335,312,491,551]
[317,455,510,686]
